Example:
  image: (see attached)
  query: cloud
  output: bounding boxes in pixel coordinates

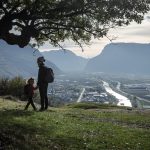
[145,11,150,21]
[39,13,150,58]
[146,16,150,20]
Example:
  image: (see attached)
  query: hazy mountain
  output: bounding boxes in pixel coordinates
[85,43,150,75]
[0,40,61,78]
[42,50,88,72]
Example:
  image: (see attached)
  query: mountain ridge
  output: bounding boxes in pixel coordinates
[85,42,150,75]
[42,49,88,72]
[0,40,61,78]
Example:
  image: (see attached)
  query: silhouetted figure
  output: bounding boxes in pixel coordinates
[37,56,49,111]
[24,78,37,111]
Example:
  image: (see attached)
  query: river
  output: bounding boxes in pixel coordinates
[102,81,132,107]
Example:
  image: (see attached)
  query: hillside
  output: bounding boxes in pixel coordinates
[0,99,150,150]
[42,50,88,72]
[85,43,150,75]
[0,40,61,78]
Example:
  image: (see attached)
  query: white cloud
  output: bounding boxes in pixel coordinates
[39,15,150,58]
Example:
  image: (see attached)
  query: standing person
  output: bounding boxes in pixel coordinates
[37,56,49,111]
[24,78,37,111]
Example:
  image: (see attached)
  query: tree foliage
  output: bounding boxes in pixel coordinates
[0,0,149,48]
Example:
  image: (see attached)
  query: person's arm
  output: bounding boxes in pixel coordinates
[37,68,41,86]
[33,86,38,90]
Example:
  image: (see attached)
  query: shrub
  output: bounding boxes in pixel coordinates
[0,76,26,99]
[0,77,9,95]
[7,76,25,99]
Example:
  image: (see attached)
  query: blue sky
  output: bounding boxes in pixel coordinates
[39,13,150,58]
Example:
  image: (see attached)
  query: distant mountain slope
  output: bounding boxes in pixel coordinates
[85,43,150,75]
[42,50,88,72]
[0,40,61,78]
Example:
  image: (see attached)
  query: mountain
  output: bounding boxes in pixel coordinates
[85,43,150,75]
[0,40,61,78]
[42,50,88,72]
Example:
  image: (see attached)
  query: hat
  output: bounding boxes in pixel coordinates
[37,56,45,63]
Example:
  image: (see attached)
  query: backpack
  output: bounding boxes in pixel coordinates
[45,67,54,83]
[24,84,30,95]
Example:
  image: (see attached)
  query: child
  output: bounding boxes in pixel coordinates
[24,78,37,111]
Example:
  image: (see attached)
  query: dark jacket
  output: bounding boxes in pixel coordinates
[37,64,47,86]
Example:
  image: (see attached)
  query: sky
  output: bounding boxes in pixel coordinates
[39,13,150,58]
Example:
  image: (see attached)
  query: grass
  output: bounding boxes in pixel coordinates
[66,102,126,109]
[0,98,150,150]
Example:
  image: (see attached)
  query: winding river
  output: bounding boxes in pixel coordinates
[103,81,132,107]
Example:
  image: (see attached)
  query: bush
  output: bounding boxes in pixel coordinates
[0,77,9,95]
[8,77,25,99]
[0,76,26,99]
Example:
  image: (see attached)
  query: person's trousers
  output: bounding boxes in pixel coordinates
[39,83,48,109]
[25,97,36,110]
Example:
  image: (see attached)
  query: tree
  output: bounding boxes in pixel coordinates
[0,0,149,48]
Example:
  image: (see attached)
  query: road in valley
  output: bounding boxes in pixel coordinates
[77,88,85,103]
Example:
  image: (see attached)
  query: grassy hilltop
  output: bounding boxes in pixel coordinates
[0,98,150,150]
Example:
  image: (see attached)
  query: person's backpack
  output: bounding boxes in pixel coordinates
[24,84,30,95]
[45,67,54,83]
